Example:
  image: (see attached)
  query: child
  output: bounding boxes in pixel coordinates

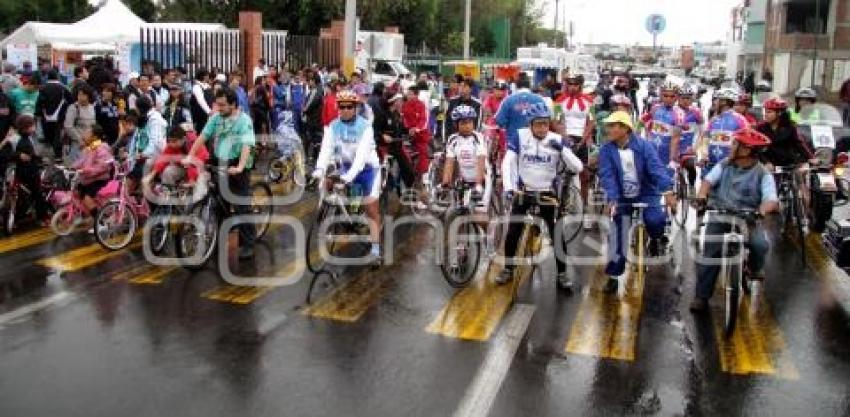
[145,125,209,188]
[72,124,114,220]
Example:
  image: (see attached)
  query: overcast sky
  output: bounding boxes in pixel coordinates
[538,0,740,46]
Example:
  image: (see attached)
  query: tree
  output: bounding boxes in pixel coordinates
[123,0,158,22]
[0,0,92,34]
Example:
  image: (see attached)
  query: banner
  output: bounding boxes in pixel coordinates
[5,43,37,69]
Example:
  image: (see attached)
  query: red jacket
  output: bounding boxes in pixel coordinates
[321,91,338,127]
[402,98,430,140]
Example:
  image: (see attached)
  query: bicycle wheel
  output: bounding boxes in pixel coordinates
[487,189,505,257]
[560,185,584,244]
[791,186,806,265]
[440,209,482,288]
[292,151,307,188]
[673,171,690,228]
[250,182,273,240]
[266,157,287,183]
[632,223,646,274]
[95,201,138,251]
[306,203,335,274]
[723,254,742,337]
[50,205,79,236]
[5,194,15,234]
[147,204,172,256]
[176,199,219,270]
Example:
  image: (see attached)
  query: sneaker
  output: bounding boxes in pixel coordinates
[689,297,709,313]
[603,277,619,294]
[556,272,574,292]
[495,267,514,285]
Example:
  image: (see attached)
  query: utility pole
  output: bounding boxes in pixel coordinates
[812,0,820,87]
[344,0,357,74]
[554,0,560,47]
[463,0,471,59]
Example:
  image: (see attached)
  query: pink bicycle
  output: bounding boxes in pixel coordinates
[49,166,120,236]
[93,166,152,251]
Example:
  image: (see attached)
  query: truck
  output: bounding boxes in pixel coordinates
[356,31,412,85]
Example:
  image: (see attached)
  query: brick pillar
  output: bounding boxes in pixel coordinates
[240,11,263,88]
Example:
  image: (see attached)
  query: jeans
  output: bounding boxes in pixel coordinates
[503,193,565,275]
[224,164,256,250]
[695,221,769,300]
[605,201,667,277]
[42,121,62,161]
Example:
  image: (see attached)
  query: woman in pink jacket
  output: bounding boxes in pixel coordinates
[72,124,114,219]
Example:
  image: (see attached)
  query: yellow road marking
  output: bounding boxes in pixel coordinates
[201,285,274,304]
[37,241,143,272]
[105,261,177,285]
[711,295,799,379]
[564,261,647,361]
[0,228,58,253]
[426,232,541,341]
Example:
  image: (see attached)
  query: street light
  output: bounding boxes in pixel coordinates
[463,0,471,59]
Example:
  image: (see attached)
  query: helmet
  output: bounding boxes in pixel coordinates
[715,87,739,102]
[737,93,753,105]
[336,90,359,104]
[660,81,680,94]
[611,94,632,107]
[526,103,551,121]
[795,87,817,100]
[563,73,585,85]
[679,84,698,97]
[603,111,635,131]
[451,104,478,122]
[733,128,771,148]
[763,97,789,111]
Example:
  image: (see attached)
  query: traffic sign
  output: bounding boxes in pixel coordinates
[645,14,666,35]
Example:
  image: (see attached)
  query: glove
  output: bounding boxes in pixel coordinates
[667,161,679,170]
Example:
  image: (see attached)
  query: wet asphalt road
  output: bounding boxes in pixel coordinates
[0,183,849,417]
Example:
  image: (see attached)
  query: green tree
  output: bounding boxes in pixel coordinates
[123,0,158,22]
[0,0,92,34]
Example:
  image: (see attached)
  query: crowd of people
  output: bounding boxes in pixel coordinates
[0,53,830,310]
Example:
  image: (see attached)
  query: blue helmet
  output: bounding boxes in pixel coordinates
[526,103,551,121]
[451,104,478,122]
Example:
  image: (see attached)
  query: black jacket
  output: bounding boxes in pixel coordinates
[0,92,15,140]
[14,134,41,179]
[757,122,811,167]
[95,99,121,145]
[35,81,72,123]
[302,87,324,130]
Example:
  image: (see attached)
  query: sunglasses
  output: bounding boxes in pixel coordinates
[662,94,677,98]
[338,105,356,110]
[566,82,581,86]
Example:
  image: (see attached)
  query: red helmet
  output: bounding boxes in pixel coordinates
[736,93,753,105]
[733,128,771,147]
[763,97,788,111]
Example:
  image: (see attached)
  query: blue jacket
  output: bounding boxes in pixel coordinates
[598,133,673,204]
[495,89,547,149]
[235,86,250,113]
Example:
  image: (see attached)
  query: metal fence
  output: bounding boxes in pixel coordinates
[285,35,340,70]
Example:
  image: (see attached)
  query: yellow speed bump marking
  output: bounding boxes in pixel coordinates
[201,285,273,304]
[37,241,143,272]
[0,228,58,254]
[426,231,540,342]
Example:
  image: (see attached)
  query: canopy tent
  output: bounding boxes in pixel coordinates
[0,0,226,50]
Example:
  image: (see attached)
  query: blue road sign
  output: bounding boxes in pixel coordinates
[645,14,666,35]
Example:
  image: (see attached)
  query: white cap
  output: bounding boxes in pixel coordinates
[128,71,140,80]
[388,93,403,102]
[215,73,227,83]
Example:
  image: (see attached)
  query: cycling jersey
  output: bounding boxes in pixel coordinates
[315,115,380,196]
[556,93,593,137]
[445,132,487,183]
[502,128,583,193]
[495,88,548,149]
[678,104,704,154]
[641,103,685,165]
[704,110,750,174]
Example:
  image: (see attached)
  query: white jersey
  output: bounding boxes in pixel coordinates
[315,116,379,183]
[445,132,487,183]
[502,129,583,192]
[558,95,593,137]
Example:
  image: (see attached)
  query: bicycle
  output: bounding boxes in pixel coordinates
[503,189,564,297]
[697,207,761,337]
[554,169,584,245]
[176,165,273,270]
[94,167,152,251]
[672,153,697,228]
[439,181,485,288]
[304,163,387,303]
[774,165,807,265]
[50,165,121,236]
[0,165,41,234]
[381,136,429,218]
[266,131,308,190]
[145,183,193,256]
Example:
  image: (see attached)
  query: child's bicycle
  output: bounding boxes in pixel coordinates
[50,164,120,236]
[266,128,308,190]
[93,165,152,251]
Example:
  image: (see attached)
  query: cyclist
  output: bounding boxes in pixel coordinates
[444,78,482,139]
[641,81,685,174]
[757,97,812,170]
[733,93,758,125]
[677,85,704,187]
[690,129,779,313]
[598,111,675,294]
[495,74,548,153]
[555,73,594,211]
[790,87,818,124]
[185,88,257,261]
[312,90,383,260]
[441,105,489,213]
[700,87,750,178]
[498,104,583,291]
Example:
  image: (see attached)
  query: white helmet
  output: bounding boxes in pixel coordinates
[795,87,817,100]
[679,84,698,97]
[715,87,739,102]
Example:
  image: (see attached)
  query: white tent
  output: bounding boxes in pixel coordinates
[0,0,227,50]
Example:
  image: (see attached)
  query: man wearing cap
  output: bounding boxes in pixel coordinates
[598,111,676,294]
[689,129,778,312]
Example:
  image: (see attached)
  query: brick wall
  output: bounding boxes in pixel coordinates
[239,11,262,87]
